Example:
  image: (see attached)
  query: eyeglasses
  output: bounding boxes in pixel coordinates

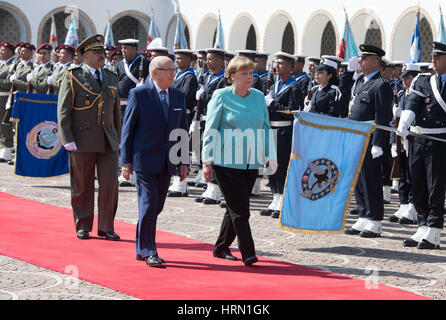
[156,68,176,74]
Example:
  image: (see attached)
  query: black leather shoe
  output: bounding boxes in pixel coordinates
[146,255,164,267]
[271,210,280,219]
[389,215,399,222]
[76,230,90,239]
[7,160,14,165]
[349,209,358,215]
[137,254,165,263]
[119,180,134,187]
[219,202,227,208]
[196,183,207,188]
[195,196,204,203]
[243,256,258,266]
[417,239,440,250]
[391,188,399,194]
[260,209,273,216]
[398,217,416,225]
[250,193,261,197]
[203,198,220,205]
[187,181,196,186]
[403,238,419,247]
[98,231,120,241]
[383,199,391,204]
[360,230,381,238]
[213,251,238,261]
[0,158,7,163]
[344,227,361,235]
[167,191,188,197]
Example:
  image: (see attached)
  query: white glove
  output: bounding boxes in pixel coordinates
[396,110,415,138]
[393,105,402,118]
[371,145,383,159]
[196,87,204,100]
[265,93,273,107]
[347,57,360,72]
[267,160,278,175]
[391,143,398,158]
[47,74,54,85]
[136,80,144,87]
[26,71,34,82]
[9,74,17,82]
[64,142,77,151]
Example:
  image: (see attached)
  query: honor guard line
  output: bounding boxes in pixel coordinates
[278,110,446,144]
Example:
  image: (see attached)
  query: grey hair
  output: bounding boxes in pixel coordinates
[149,56,172,77]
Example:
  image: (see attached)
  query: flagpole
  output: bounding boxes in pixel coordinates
[276,110,446,144]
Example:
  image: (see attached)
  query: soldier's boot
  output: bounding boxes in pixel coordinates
[418,227,441,250]
[260,193,279,216]
[345,217,369,235]
[250,177,262,197]
[360,220,382,238]
[203,183,221,205]
[271,194,283,219]
[398,203,418,225]
[383,186,391,204]
[167,176,188,197]
[403,226,428,247]
[389,204,408,222]
[0,147,12,162]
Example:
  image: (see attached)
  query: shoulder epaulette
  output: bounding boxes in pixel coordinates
[103,68,117,76]
[67,65,81,72]
[379,76,389,83]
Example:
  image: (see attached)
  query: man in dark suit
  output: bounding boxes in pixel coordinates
[120,56,189,267]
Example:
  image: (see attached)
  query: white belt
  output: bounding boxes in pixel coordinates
[120,100,128,106]
[200,115,207,121]
[0,92,9,96]
[270,121,292,127]
[410,126,446,135]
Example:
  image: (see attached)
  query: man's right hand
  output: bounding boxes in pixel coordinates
[347,57,360,72]
[202,162,213,182]
[64,142,77,151]
[121,164,133,181]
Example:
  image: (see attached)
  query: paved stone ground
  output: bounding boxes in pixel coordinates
[1,161,446,300]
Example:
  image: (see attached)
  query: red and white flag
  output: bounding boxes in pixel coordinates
[49,15,58,48]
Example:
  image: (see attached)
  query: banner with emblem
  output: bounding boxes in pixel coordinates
[10,92,69,178]
[279,112,374,233]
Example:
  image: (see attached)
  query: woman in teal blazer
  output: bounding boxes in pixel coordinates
[202,56,277,266]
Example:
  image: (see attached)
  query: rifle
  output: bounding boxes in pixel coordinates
[390,78,401,179]
[47,63,54,94]
[307,70,315,101]
[138,55,144,84]
[265,62,273,95]
[2,61,19,125]
[26,62,35,93]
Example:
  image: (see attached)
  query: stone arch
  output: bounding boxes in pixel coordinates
[350,9,386,51]
[166,13,192,50]
[0,1,31,43]
[110,10,152,51]
[195,13,219,50]
[301,10,339,56]
[38,6,96,46]
[264,10,298,54]
[228,12,259,51]
[390,7,435,61]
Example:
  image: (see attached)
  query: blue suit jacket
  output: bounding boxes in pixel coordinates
[120,80,189,175]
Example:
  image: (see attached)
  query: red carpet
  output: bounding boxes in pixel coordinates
[0,192,429,300]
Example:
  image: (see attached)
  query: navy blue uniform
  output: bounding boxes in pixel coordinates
[173,68,198,126]
[268,78,304,194]
[346,70,393,221]
[405,73,446,229]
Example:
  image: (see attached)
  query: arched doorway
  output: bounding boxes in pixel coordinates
[302,11,339,57]
[391,7,435,61]
[228,13,258,51]
[166,13,192,50]
[351,9,385,50]
[264,11,297,55]
[195,14,218,50]
[0,2,31,43]
[111,11,151,51]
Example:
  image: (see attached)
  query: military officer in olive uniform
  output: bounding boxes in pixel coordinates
[28,43,54,94]
[0,41,16,163]
[9,42,35,93]
[58,34,122,241]
[344,44,393,238]
[48,44,75,94]
[396,42,446,249]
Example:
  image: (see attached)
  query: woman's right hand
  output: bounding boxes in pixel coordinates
[202,162,214,182]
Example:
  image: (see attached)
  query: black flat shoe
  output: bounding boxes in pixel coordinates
[344,227,361,235]
[243,256,258,266]
[167,191,188,197]
[119,181,134,187]
[417,240,440,250]
[98,231,120,241]
[213,251,238,261]
[389,215,399,222]
[203,198,220,205]
[76,230,90,240]
[403,238,419,247]
[360,230,381,238]
[271,211,280,219]
[146,255,164,267]
[349,209,358,215]
[195,196,204,203]
[398,217,417,225]
[219,202,227,208]
[259,209,273,216]
[137,254,165,263]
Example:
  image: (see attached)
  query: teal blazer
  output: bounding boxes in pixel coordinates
[202,87,277,169]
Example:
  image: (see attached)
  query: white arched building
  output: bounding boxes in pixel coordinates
[0,0,442,62]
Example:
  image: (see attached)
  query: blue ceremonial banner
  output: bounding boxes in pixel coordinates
[174,12,188,49]
[438,8,446,44]
[214,13,225,49]
[279,112,374,233]
[10,92,69,178]
[64,14,79,47]
[409,9,421,63]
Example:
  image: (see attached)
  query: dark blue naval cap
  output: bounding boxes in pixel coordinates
[359,44,385,57]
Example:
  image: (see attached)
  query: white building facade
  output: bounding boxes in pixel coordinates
[0,0,442,62]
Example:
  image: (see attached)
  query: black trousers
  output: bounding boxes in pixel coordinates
[268,133,292,194]
[381,143,393,186]
[355,141,384,221]
[398,150,413,205]
[408,135,446,228]
[213,165,258,261]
